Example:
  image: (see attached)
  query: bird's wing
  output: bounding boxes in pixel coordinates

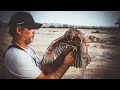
[41,35,68,64]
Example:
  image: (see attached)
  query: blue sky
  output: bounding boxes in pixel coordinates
[0,11,120,27]
[29,11,120,27]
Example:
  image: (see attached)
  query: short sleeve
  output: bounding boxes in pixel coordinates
[4,48,41,79]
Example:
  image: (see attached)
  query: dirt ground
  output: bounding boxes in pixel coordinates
[0,27,120,79]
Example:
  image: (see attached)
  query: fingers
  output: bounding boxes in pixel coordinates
[66,51,73,56]
[64,51,74,65]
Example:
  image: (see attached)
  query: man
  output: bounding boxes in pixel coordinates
[3,11,75,79]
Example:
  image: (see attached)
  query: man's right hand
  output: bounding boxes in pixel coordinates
[63,51,74,66]
[37,46,75,79]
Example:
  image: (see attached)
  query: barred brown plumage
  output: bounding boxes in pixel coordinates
[41,27,91,77]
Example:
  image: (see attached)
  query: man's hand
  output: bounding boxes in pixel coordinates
[64,51,74,66]
[41,44,74,75]
[39,45,75,79]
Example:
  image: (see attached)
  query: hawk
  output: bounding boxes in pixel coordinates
[41,27,91,78]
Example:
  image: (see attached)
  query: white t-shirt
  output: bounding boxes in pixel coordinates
[4,44,42,79]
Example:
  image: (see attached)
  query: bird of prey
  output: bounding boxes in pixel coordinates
[41,27,91,78]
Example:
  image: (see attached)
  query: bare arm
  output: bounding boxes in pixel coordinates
[41,48,71,75]
[36,51,74,79]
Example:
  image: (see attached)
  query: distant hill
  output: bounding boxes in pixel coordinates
[42,23,63,27]
[41,23,118,30]
[41,23,78,28]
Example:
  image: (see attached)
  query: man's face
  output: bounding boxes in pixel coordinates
[20,27,36,45]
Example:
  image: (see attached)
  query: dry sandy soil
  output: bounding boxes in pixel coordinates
[0,27,120,79]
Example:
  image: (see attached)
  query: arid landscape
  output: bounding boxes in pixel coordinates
[0,26,120,79]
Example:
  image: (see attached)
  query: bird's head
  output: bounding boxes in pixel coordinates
[65,27,82,52]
